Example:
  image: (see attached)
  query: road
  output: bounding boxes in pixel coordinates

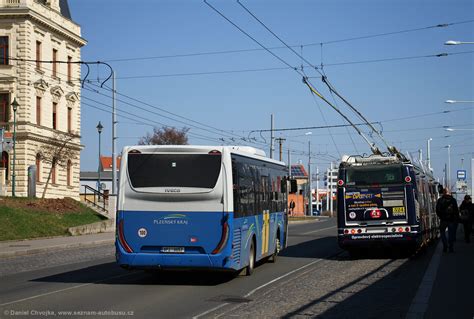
[0,218,436,318]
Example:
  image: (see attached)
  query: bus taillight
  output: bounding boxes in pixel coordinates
[398,227,404,233]
[337,179,344,186]
[405,227,410,232]
[208,150,221,155]
[344,229,349,234]
[212,221,229,254]
[405,176,412,183]
[118,220,133,253]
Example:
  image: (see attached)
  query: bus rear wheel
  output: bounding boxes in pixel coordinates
[269,237,280,263]
[244,241,255,276]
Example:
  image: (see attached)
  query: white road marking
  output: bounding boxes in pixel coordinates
[244,258,324,298]
[405,241,442,319]
[0,272,136,307]
[192,303,230,319]
[194,256,332,318]
[301,225,337,235]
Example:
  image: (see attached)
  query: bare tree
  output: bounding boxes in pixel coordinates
[138,126,189,145]
[40,133,78,198]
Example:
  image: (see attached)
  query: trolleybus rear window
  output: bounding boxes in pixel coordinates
[346,165,403,186]
[127,153,221,188]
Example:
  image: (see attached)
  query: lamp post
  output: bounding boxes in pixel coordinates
[305,132,312,216]
[427,138,432,172]
[11,98,19,197]
[445,145,451,190]
[96,121,103,191]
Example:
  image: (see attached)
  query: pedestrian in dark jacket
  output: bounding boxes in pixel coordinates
[436,188,459,252]
[459,195,473,243]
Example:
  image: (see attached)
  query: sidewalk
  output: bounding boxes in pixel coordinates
[0,232,115,258]
[424,227,474,318]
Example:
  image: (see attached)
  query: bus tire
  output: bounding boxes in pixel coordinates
[244,240,255,276]
[269,237,280,263]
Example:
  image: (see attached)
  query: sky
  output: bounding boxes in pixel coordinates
[68,0,473,192]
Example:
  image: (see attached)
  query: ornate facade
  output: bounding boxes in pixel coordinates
[0,0,86,198]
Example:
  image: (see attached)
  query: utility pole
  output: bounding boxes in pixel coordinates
[427,138,432,171]
[330,162,334,217]
[471,157,473,196]
[288,148,291,177]
[270,114,274,159]
[275,137,286,161]
[112,71,117,195]
[308,141,312,216]
[316,166,319,214]
[326,167,330,212]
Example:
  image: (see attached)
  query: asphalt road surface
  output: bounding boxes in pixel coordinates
[0,218,435,318]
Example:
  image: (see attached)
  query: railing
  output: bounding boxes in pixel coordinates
[83,185,108,213]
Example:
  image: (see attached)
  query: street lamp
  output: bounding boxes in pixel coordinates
[445,100,474,104]
[11,98,19,197]
[445,127,474,132]
[96,121,103,192]
[445,40,474,45]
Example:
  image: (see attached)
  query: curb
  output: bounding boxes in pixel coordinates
[0,238,115,259]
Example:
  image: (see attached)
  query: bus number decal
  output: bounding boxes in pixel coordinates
[392,207,406,216]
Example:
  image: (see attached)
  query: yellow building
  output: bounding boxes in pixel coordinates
[0,0,86,198]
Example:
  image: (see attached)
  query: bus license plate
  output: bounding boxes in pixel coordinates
[393,207,405,213]
[161,247,185,254]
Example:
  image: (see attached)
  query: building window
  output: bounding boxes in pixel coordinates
[36,153,41,182]
[0,36,8,65]
[67,107,72,133]
[67,160,72,186]
[52,49,57,77]
[36,96,41,125]
[36,41,41,70]
[0,93,9,123]
[1,151,8,180]
[67,56,72,82]
[52,102,57,129]
[51,158,56,184]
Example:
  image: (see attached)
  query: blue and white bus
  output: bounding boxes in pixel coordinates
[116,145,289,275]
[336,154,439,256]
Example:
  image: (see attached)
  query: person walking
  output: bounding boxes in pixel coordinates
[289,200,295,216]
[436,188,459,253]
[459,195,473,243]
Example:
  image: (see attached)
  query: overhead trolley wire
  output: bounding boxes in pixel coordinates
[99,19,474,63]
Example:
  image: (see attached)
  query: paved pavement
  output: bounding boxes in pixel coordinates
[0,220,472,318]
[0,232,115,258]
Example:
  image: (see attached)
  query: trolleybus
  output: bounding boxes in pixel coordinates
[336,154,439,256]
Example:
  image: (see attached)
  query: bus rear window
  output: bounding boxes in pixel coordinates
[345,165,403,186]
[127,153,221,188]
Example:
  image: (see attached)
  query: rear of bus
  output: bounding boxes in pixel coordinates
[336,163,419,250]
[116,146,234,271]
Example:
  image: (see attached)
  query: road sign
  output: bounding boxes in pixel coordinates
[457,170,467,180]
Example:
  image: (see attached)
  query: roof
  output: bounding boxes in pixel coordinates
[100,156,121,171]
[291,164,308,178]
[80,171,113,180]
[59,0,71,19]
[122,145,286,167]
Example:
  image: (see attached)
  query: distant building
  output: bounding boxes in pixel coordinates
[289,164,309,216]
[80,156,121,192]
[0,0,86,198]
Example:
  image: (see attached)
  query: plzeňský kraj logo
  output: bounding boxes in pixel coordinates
[154,214,189,225]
